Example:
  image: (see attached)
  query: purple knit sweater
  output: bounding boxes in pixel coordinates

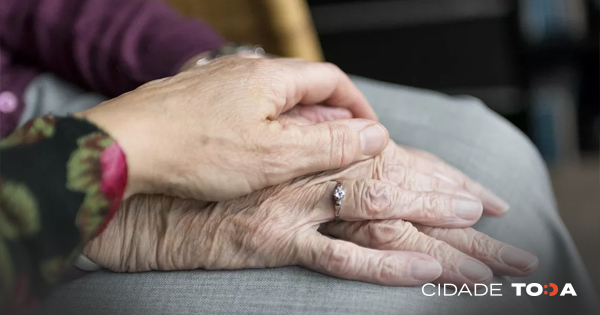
[0,0,225,137]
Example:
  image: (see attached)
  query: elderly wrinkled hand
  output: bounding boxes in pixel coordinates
[77,57,388,201]
[84,176,456,285]
[287,106,538,284]
[282,104,510,217]
[85,131,537,287]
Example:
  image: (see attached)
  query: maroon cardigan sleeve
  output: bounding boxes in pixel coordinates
[0,0,225,98]
[0,48,40,138]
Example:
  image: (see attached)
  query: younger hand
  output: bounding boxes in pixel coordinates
[78,57,386,201]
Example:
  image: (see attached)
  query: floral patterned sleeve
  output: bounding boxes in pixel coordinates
[0,115,128,314]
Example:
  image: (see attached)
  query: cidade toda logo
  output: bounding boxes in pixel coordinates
[512,283,576,296]
[422,283,576,297]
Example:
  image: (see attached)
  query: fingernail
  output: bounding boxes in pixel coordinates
[453,198,483,221]
[411,259,442,281]
[458,258,493,282]
[482,189,510,214]
[358,124,388,156]
[500,246,538,271]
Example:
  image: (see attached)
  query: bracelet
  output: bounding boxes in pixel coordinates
[193,44,266,67]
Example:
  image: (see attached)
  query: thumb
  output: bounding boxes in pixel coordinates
[271,119,388,182]
[304,119,389,166]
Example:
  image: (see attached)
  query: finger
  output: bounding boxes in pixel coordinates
[320,220,494,287]
[294,232,441,286]
[312,179,483,228]
[263,119,388,184]
[273,59,378,120]
[415,224,538,277]
[284,104,353,125]
[381,164,480,200]
[401,146,510,216]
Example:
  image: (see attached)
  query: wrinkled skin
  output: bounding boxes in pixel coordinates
[280,105,510,217]
[79,57,388,201]
[86,108,538,287]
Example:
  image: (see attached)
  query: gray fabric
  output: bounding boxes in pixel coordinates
[19,74,106,128]
[41,269,530,315]
[352,76,599,315]
[26,73,597,315]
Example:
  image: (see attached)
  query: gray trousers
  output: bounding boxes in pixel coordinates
[28,74,598,315]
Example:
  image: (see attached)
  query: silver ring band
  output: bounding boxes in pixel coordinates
[333,181,345,221]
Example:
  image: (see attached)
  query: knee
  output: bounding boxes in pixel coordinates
[451,95,549,180]
[456,95,533,149]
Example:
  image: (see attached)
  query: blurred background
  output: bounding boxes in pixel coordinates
[307,0,600,295]
[165,0,598,293]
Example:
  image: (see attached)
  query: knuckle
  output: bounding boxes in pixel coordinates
[396,222,424,247]
[384,164,407,186]
[399,224,446,258]
[365,221,409,248]
[327,123,357,167]
[467,234,494,257]
[422,237,447,258]
[377,255,402,281]
[323,241,353,275]
[364,223,396,246]
[369,221,452,264]
[399,190,419,209]
[415,226,465,260]
[422,193,450,218]
[358,182,393,218]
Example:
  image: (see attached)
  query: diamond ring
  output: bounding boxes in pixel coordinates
[333,181,345,221]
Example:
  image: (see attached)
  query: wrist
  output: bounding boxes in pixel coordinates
[74,108,139,199]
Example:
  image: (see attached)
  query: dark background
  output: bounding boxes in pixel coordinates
[308,0,599,160]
